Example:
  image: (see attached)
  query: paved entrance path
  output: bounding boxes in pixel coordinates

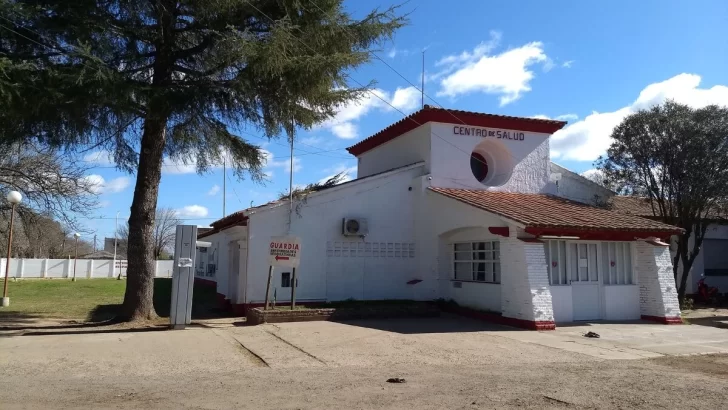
[1,316,728,409]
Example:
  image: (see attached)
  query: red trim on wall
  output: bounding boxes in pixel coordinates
[488,227,509,237]
[346,107,566,156]
[524,227,673,242]
[641,315,683,325]
[441,304,555,330]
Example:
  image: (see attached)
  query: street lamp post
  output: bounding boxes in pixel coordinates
[72,232,80,282]
[114,211,120,280]
[2,191,22,307]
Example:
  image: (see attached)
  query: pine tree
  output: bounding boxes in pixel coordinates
[0,0,405,321]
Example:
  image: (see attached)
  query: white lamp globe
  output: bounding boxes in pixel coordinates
[6,191,22,205]
[74,232,81,238]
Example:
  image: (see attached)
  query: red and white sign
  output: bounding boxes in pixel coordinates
[268,236,302,268]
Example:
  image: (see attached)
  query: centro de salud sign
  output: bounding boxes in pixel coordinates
[268,236,302,268]
[452,126,525,141]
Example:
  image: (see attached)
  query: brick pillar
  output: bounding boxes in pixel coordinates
[500,227,555,330]
[635,242,682,324]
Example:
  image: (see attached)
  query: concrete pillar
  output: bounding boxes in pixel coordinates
[41,259,48,278]
[87,260,94,278]
[499,226,555,330]
[18,259,24,278]
[65,256,71,278]
[635,242,682,323]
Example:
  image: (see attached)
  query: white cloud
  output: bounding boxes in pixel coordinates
[99,200,111,208]
[532,113,579,122]
[319,86,422,139]
[300,136,324,146]
[83,175,130,194]
[562,60,575,68]
[551,73,728,162]
[555,113,579,121]
[105,177,130,193]
[390,86,421,111]
[83,150,114,165]
[176,205,209,218]
[162,158,198,174]
[436,36,548,105]
[207,184,220,196]
[261,149,302,173]
[387,47,398,59]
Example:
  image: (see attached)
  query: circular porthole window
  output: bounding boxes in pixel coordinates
[470,152,489,182]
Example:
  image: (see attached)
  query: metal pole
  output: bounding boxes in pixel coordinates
[222,156,226,217]
[288,136,294,233]
[72,237,78,282]
[264,265,273,310]
[290,267,297,310]
[2,204,17,303]
[114,211,119,280]
[421,50,425,109]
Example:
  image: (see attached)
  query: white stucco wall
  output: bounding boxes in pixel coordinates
[635,242,681,319]
[196,231,228,298]
[356,125,431,178]
[550,162,614,205]
[549,286,573,322]
[428,122,551,193]
[241,164,426,304]
[438,226,502,312]
[603,285,640,320]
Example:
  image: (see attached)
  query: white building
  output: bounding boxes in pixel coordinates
[198,106,684,329]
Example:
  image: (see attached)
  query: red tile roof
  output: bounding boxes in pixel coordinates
[346,105,567,156]
[429,188,682,236]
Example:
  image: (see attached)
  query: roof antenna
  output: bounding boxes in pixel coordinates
[421,49,425,109]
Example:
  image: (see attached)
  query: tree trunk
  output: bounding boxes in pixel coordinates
[118,113,167,321]
[117,0,176,322]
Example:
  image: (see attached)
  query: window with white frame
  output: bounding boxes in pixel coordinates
[452,241,500,283]
[545,240,633,285]
[601,242,633,285]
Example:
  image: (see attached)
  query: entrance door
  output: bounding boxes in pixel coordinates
[571,243,601,321]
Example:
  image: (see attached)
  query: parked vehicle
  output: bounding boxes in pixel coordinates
[696,274,721,305]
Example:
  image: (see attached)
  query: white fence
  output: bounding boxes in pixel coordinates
[0,258,174,279]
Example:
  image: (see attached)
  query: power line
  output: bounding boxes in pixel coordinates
[242,0,512,176]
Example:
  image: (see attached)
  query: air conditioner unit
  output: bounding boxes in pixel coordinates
[342,218,368,236]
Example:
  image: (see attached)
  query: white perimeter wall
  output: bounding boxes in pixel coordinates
[0,258,172,279]
[428,122,552,194]
[242,164,426,304]
[356,125,431,178]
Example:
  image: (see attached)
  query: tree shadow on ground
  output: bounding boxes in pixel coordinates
[1,278,229,334]
[88,278,229,322]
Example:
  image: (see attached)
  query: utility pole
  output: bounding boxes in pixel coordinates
[93,234,97,252]
[222,156,226,217]
[421,49,425,109]
[288,136,294,234]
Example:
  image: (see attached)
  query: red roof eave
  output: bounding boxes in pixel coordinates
[347,106,567,156]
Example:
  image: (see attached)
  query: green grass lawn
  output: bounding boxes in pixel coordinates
[0,278,222,322]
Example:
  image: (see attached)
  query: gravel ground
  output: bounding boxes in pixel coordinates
[1,318,727,409]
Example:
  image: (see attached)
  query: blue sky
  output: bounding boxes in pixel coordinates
[79,0,728,241]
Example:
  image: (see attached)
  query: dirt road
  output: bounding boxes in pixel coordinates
[1,317,727,409]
